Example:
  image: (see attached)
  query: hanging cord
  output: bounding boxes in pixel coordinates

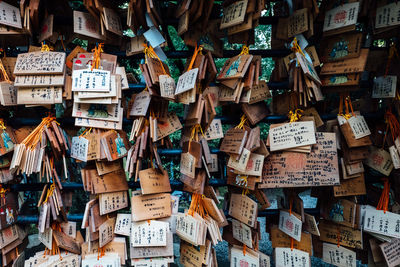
[195,195,205,218]
[235,115,247,129]
[199,194,208,218]
[385,43,399,77]
[377,178,390,214]
[50,222,62,259]
[0,47,10,82]
[240,45,249,55]
[188,193,199,216]
[0,119,6,131]
[187,45,203,71]
[188,124,198,152]
[0,60,10,83]
[344,95,355,118]
[91,43,104,71]
[21,115,57,149]
[41,42,53,52]
[338,93,355,120]
[79,127,92,138]
[43,184,55,204]
[383,109,400,147]
[288,109,303,123]
[188,193,209,218]
[288,92,302,122]
[97,247,105,260]
[187,124,205,151]
[241,182,249,196]
[143,44,168,75]
[189,125,199,142]
[291,37,305,58]
[337,227,341,248]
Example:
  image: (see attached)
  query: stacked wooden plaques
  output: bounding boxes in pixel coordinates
[70,48,126,130]
[13,51,66,106]
[220,0,266,45]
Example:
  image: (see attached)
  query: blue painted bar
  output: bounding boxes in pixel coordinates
[158,148,220,155]
[8,179,227,191]
[15,207,320,224]
[5,110,383,127]
[17,214,84,224]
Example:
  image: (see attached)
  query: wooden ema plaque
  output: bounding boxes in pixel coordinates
[13,52,66,75]
[318,220,362,249]
[131,193,171,221]
[270,225,312,255]
[320,49,369,75]
[320,33,362,62]
[260,132,340,188]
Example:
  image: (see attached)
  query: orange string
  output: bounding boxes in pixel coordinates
[48,222,62,257]
[385,109,400,142]
[337,227,341,247]
[188,194,198,216]
[58,246,62,260]
[338,93,355,119]
[188,193,209,218]
[21,115,57,149]
[377,178,390,213]
[91,43,104,71]
[187,45,203,71]
[143,44,167,75]
[291,37,305,58]
[345,96,355,117]
[243,244,246,256]
[0,60,10,82]
[97,247,105,260]
[235,115,247,129]
[290,237,294,251]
